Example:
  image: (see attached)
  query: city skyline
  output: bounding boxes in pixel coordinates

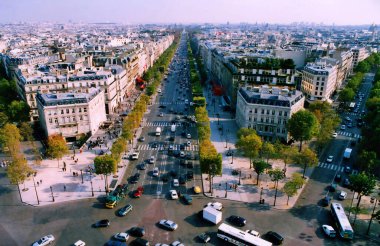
[0,0,379,25]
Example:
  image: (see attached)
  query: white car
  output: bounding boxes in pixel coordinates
[153,167,159,177]
[326,155,334,163]
[340,125,346,130]
[339,191,347,200]
[73,240,86,246]
[171,241,184,246]
[173,179,179,187]
[332,132,338,138]
[207,202,223,211]
[186,133,191,139]
[322,225,336,238]
[32,235,55,246]
[169,190,178,199]
[159,219,178,230]
[148,156,155,164]
[159,112,164,117]
[114,232,129,241]
[179,151,185,158]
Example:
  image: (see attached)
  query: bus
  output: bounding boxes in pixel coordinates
[217,223,272,246]
[330,203,354,239]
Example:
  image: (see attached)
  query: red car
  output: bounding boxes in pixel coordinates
[133,186,144,198]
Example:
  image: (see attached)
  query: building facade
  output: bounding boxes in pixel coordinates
[236,86,305,142]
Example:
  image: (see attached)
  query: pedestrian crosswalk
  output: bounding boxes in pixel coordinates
[337,131,360,138]
[136,144,198,151]
[317,162,345,172]
[143,121,195,127]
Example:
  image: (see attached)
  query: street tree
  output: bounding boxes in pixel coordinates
[110,138,127,163]
[278,145,297,170]
[94,154,117,194]
[292,147,318,178]
[349,172,376,224]
[282,181,298,205]
[357,151,378,173]
[7,155,34,202]
[291,172,306,188]
[199,139,222,193]
[338,88,355,107]
[46,134,69,168]
[252,160,269,185]
[18,122,34,142]
[268,168,286,206]
[287,110,319,152]
[236,132,262,168]
[260,141,275,164]
[0,112,8,128]
[0,123,22,157]
[237,127,257,139]
[7,100,30,123]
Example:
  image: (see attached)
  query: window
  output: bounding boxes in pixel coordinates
[79,108,82,113]
[261,109,264,114]
[316,87,319,90]
[320,92,323,95]
[84,108,87,112]
[271,118,274,123]
[284,112,288,117]
[66,109,69,114]
[79,115,83,120]
[266,117,269,123]
[54,118,58,123]
[72,108,75,113]
[272,110,275,115]
[254,108,257,113]
[279,111,282,116]
[49,118,52,123]
[282,128,286,133]
[266,110,270,115]
[73,117,76,122]
[61,110,64,114]
[253,117,257,122]
[260,118,264,123]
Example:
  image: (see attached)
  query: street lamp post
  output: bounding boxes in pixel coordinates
[32,175,40,205]
[366,198,378,235]
[259,187,264,203]
[80,169,83,184]
[225,138,228,148]
[238,169,241,185]
[231,151,234,164]
[50,186,55,202]
[90,180,94,197]
[225,182,228,198]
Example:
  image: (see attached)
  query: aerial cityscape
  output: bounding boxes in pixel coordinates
[1,0,380,245]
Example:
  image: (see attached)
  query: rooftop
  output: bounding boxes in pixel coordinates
[36,88,103,106]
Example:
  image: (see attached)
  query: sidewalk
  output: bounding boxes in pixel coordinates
[201,84,311,209]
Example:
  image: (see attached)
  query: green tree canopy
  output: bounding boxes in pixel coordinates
[236,132,262,168]
[268,168,286,206]
[292,147,318,178]
[287,110,319,151]
[46,134,69,167]
[94,154,117,193]
[18,122,34,142]
[283,181,298,205]
[0,123,21,157]
[252,160,270,185]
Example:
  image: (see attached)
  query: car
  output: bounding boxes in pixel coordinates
[73,240,86,246]
[153,167,159,177]
[158,105,166,108]
[93,219,110,228]
[114,232,130,241]
[179,175,186,184]
[182,194,193,204]
[343,178,350,187]
[133,186,144,198]
[129,227,145,237]
[265,231,284,245]
[186,141,191,146]
[32,235,55,246]
[104,240,126,246]
[334,174,342,182]
[179,144,185,150]
[169,136,175,141]
[138,137,145,142]
[159,219,178,231]
[186,161,193,169]
[173,179,179,187]
[179,151,185,158]
[186,133,191,139]
[350,141,357,146]
[343,165,352,173]
[329,183,337,192]
[339,190,347,200]
[159,112,164,117]
[332,132,338,138]
[169,169,178,177]
[347,122,353,128]
[207,202,223,211]
[193,186,202,194]
[186,171,194,180]
[179,159,186,166]
[155,244,169,246]
[161,174,169,182]
[129,173,140,184]
[345,116,351,122]
[246,229,261,237]
[148,156,155,164]
[131,238,149,246]
[198,233,211,243]
[169,190,178,199]
[138,163,146,170]
[321,196,331,207]
[340,125,346,130]
[118,204,133,216]
[326,155,334,163]
[170,241,184,246]
[229,215,246,227]
[322,225,336,238]
[152,142,158,148]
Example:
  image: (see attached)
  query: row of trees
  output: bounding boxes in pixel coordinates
[187,41,203,97]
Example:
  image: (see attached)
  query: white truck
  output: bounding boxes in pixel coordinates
[343,148,352,159]
[156,127,162,136]
[171,124,176,133]
[203,206,222,225]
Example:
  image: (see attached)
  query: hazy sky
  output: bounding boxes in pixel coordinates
[0,0,379,25]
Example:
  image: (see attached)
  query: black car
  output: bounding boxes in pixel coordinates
[173,150,181,157]
[343,178,350,187]
[334,174,341,182]
[181,131,186,137]
[179,144,185,150]
[161,174,169,182]
[265,231,284,245]
[93,219,110,228]
[186,171,194,180]
[114,184,128,197]
[169,170,178,178]
[229,215,246,227]
[179,159,186,166]
[129,227,145,237]
[138,163,146,170]
[179,175,186,184]
[131,238,149,246]
[321,196,331,207]
[104,240,126,246]
[129,173,140,184]
[151,142,158,148]
[198,233,211,243]
[187,161,193,169]
[158,105,166,108]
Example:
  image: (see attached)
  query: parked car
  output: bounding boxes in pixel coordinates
[153,167,159,177]
[138,163,146,170]
[339,191,347,200]
[186,133,191,139]
[73,240,86,246]
[321,196,331,207]
[129,173,140,184]
[131,238,149,246]
[186,161,193,169]
[148,156,155,164]
[138,137,145,142]
[159,219,178,231]
[332,132,338,138]
[129,227,145,237]
[344,166,351,174]
[322,225,336,238]
[343,178,350,187]
[193,186,202,194]
[114,232,129,241]
[198,233,211,243]
[265,231,284,245]
[186,171,194,180]
[173,179,179,187]
[104,240,126,246]
[133,186,144,198]
[182,194,193,204]
[229,215,246,227]
[93,219,110,228]
[170,241,184,246]
[340,125,346,130]
[32,235,55,246]
[169,190,178,200]
[329,184,337,192]
[161,174,169,182]
[118,204,133,216]
[179,175,186,184]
